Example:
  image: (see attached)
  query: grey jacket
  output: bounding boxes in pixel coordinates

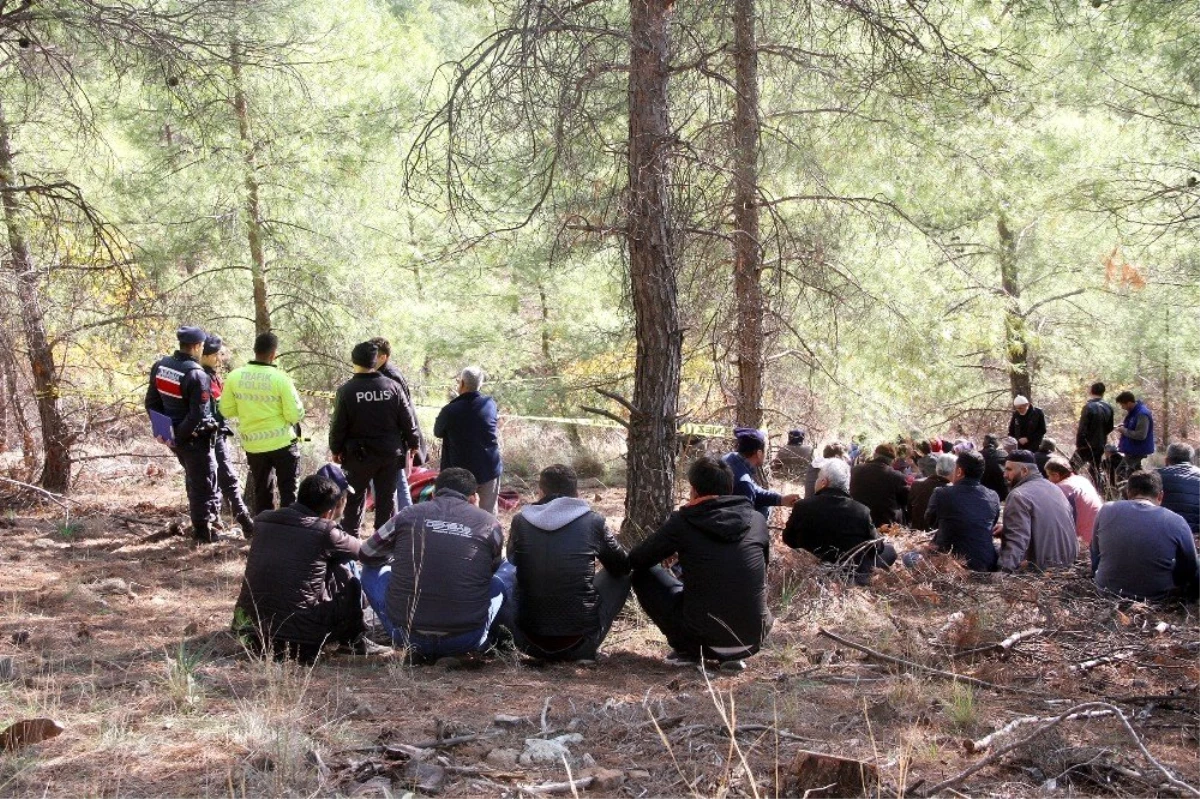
[999,472,1078,572]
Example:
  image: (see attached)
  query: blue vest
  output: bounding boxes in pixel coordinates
[1120,402,1155,457]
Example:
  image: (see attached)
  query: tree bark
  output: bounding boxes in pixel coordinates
[622,0,682,542]
[231,39,272,334]
[997,214,1031,401]
[731,0,764,428]
[0,100,73,492]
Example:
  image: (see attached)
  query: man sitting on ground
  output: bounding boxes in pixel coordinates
[359,468,514,660]
[723,427,799,518]
[924,451,1000,572]
[1092,471,1199,602]
[1045,457,1103,546]
[508,464,631,662]
[629,456,772,671]
[909,454,954,531]
[233,470,371,662]
[1158,443,1200,535]
[998,450,1077,572]
[783,458,897,584]
[805,442,845,499]
[980,435,1009,501]
[850,443,910,527]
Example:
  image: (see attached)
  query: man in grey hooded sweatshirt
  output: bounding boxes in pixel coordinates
[507,464,631,661]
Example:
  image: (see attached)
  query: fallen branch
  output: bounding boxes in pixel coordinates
[953,628,1045,659]
[966,709,1116,753]
[920,702,1200,797]
[816,627,1041,696]
[1072,652,1133,672]
[518,775,595,795]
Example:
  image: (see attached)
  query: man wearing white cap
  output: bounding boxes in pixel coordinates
[1008,395,1047,452]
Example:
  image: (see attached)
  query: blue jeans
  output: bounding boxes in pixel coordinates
[361,560,516,657]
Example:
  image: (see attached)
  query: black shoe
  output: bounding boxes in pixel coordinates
[236,512,256,538]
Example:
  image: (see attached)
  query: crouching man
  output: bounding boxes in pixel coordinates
[359,468,515,660]
[233,470,367,662]
[508,464,631,662]
[629,456,772,672]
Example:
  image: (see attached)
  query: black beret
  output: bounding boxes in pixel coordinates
[1006,449,1037,465]
[202,334,223,355]
[176,326,206,345]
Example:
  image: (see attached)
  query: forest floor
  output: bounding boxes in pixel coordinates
[0,463,1198,798]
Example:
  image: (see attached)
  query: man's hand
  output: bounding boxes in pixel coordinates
[992,521,1004,538]
[154,435,174,449]
[331,452,342,464]
[1018,437,1028,446]
[781,493,800,507]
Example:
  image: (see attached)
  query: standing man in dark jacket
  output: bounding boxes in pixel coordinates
[850,443,910,527]
[1009,395,1047,452]
[1116,391,1155,474]
[629,456,772,671]
[508,464,630,662]
[1074,382,1114,478]
[359,468,515,659]
[924,451,1000,572]
[1159,443,1200,534]
[329,341,422,534]
[371,337,426,510]
[784,458,896,584]
[434,366,502,515]
[233,471,368,662]
[200,334,255,538]
[145,325,220,543]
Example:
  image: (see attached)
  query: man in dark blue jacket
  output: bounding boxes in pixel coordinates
[1159,443,1200,534]
[924,451,1000,571]
[1116,391,1155,474]
[145,325,220,543]
[629,455,772,672]
[508,464,630,662]
[722,427,798,519]
[434,366,502,514]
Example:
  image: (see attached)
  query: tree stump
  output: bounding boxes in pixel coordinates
[781,750,878,798]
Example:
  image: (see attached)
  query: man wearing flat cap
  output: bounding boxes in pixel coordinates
[329,341,421,535]
[200,333,255,538]
[998,449,1076,572]
[723,427,799,519]
[1008,395,1047,452]
[145,325,221,543]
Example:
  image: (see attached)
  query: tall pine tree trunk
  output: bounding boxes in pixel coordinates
[231,40,272,334]
[997,214,1032,401]
[0,100,72,492]
[622,0,682,541]
[732,0,764,428]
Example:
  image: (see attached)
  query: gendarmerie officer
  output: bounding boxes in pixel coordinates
[329,340,421,535]
[200,333,255,538]
[145,326,220,543]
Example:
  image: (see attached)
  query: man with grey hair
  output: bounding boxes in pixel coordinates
[908,453,955,531]
[434,366,503,514]
[1159,443,1200,534]
[998,450,1076,572]
[783,458,897,584]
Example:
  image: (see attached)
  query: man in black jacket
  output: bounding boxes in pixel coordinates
[849,443,910,527]
[359,468,515,659]
[629,456,772,671]
[145,325,220,543]
[1008,395,1047,451]
[200,333,255,538]
[1074,382,1114,478]
[233,472,367,662]
[371,337,426,510]
[784,458,896,584]
[329,341,423,534]
[1159,443,1200,534]
[924,451,1001,571]
[508,464,630,662]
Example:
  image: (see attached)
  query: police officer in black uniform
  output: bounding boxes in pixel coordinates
[328,340,421,535]
[145,326,220,544]
[200,333,255,538]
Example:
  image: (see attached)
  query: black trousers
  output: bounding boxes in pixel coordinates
[176,437,218,541]
[246,443,301,515]
[210,435,250,519]
[631,565,760,661]
[342,453,400,535]
[854,540,897,585]
[512,571,632,661]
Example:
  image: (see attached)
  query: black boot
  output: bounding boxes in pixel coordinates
[236,512,256,539]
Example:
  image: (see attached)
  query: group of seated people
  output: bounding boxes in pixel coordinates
[232,428,1200,670]
[235,456,771,671]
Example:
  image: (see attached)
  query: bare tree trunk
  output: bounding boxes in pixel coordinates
[231,39,272,334]
[622,0,682,541]
[997,214,1031,401]
[0,100,73,492]
[732,0,764,428]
